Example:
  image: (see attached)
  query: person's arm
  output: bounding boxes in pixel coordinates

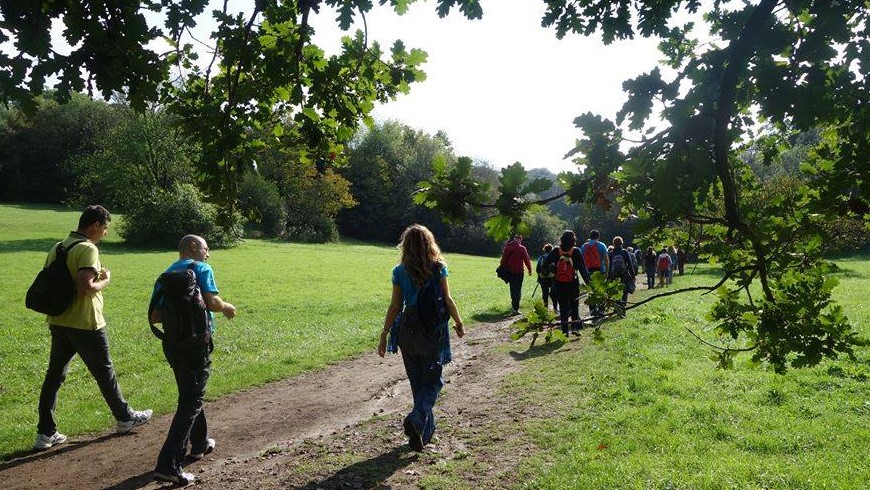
[378,285,403,357]
[439,276,464,338]
[523,248,532,275]
[575,249,591,284]
[202,292,236,319]
[76,267,110,296]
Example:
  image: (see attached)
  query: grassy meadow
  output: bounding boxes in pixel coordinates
[2,204,869,488]
[489,257,870,489]
[0,204,512,458]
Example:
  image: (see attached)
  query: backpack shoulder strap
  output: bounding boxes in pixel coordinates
[55,239,87,258]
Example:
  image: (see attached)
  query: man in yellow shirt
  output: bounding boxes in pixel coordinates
[34,205,152,450]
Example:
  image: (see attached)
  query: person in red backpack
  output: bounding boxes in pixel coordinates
[542,230,591,334]
[579,230,609,315]
[499,234,532,315]
[579,229,609,275]
[656,248,673,287]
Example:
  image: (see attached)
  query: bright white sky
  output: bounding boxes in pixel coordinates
[35,0,666,173]
[308,2,663,173]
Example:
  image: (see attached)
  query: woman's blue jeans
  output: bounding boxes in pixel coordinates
[401,352,444,445]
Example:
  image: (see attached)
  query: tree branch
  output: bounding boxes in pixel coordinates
[684,326,757,353]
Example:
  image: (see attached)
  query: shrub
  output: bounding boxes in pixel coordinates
[286,215,339,243]
[120,183,240,248]
[239,172,285,238]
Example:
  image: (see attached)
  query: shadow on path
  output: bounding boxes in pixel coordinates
[100,471,157,490]
[293,446,417,490]
[0,433,119,471]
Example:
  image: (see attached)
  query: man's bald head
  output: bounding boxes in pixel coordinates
[178,234,208,259]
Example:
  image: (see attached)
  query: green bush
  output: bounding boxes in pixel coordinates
[286,214,339,243]
[239,172,285,238]
[120,183,241,248]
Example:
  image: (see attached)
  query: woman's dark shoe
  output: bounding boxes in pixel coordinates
[403,418,424,452]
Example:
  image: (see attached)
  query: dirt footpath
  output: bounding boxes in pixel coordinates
[0,318,534,490]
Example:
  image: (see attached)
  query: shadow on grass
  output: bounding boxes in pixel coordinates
[471,309,516,323]
[292,445,417,490]
[509,339,566,360]
[0,238,170,256]
[0,238,59,254]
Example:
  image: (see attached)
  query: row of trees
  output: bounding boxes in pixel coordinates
[0,95,582,254]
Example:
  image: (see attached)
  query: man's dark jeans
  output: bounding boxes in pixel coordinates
[554,282,580,334]
[508,273,524,311]
[539,278,556,311]
[155,340,211,476]
[38,325,131,435]
[401,352,444,445]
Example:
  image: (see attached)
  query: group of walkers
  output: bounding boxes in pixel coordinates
[31,209,689,479]
[500,230,689,334]
[641,244,687,289]
[33,211,463,480]
[32,205,237,485]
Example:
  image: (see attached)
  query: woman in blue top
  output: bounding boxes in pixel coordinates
[378,224,465,452]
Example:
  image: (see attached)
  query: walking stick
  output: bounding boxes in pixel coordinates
[531,281,539,298]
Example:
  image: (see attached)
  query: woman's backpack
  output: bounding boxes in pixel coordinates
[554,249,577,283]
[398,263,448,359]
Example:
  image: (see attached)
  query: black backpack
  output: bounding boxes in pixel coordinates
[149,264,210,345]
[398,263,449,358]
[26,239,86,316]
[609,252,627,280]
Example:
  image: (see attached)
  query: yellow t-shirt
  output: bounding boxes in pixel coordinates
[44,232,105,330]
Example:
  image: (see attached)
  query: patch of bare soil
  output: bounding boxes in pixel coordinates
[0,317,567,490]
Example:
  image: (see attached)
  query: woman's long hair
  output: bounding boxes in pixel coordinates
[399,224,445,287]
[559,230,576,251]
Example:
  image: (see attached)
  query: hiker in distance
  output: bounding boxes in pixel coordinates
[149,234,237,485]
[378,224,465,452]
[542,230,592,335]
[34,205,152,451]
[579,229,609,316]
[499,234,532,315]
[536,243,557,314]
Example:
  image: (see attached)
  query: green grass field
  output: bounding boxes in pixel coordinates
[494,257,870,489]
[0,204,513,458]
[2,204,869,488]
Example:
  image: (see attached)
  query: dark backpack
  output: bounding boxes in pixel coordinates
[582,243,602,271]
[26,240,86,316]
[149,264,210,345]
[554,249,576,283]
[398,263,448,358]
[537,255,555,279]
[609,252,627,280]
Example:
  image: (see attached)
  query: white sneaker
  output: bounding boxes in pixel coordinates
[189,437,216,460]
[33,431,67,450]
[116,408,153,433]
[154,470,196,485]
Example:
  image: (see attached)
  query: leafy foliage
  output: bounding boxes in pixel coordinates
[239,172,286,238]
[68,105,198,209]
[510,300,568,348]
[120,183,242,249]
[417,0,869,371]
[0,93,120,203]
